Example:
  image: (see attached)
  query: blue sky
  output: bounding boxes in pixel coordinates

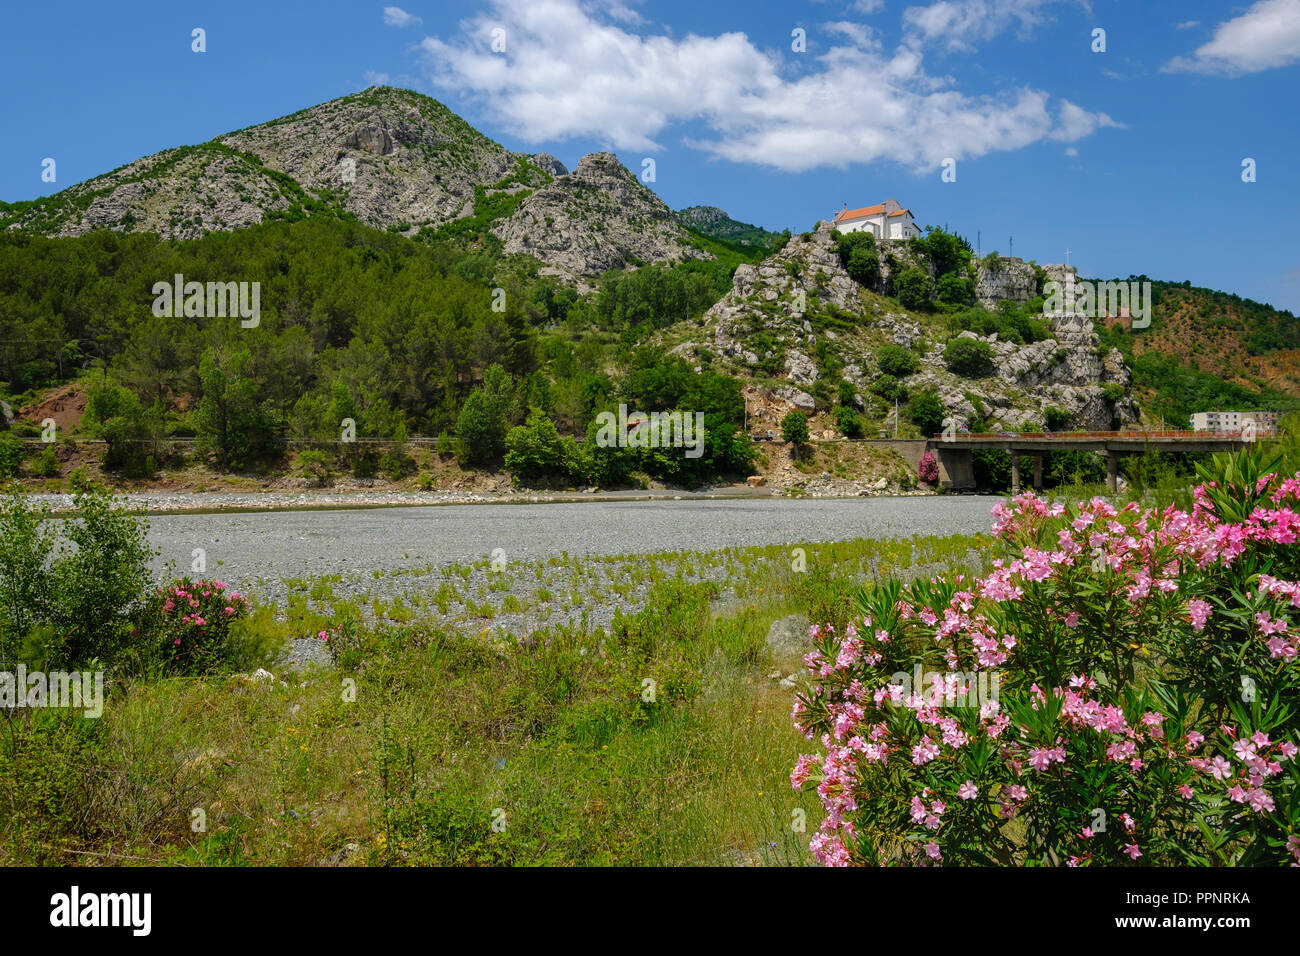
[2,0,1298,311]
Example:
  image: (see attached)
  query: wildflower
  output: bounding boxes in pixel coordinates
[957,781,978,800]
[1124,844,1142,861]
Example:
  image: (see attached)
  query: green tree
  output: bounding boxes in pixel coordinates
[782,411,810,456]
[912,227,973,280]
[505,408,573,483]
[936,272,975,306]
[195,345,279,469]
[893,267,932,311]
[834,232,879,288]
[456,363,515,466]
[84,382,159,473]
[0,433,22,479]
[908,389,946,437]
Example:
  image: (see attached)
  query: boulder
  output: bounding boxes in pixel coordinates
[766,614,811,659]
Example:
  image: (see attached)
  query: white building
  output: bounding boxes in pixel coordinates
[833,199,920,240]
[1190,410,1280,434]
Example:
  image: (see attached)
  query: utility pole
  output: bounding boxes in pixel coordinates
[977,231,980,257]
[894,396,899,439]
[1065,248,1072,267]
[1009,236,1014,258]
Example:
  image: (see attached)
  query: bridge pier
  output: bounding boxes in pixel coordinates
[1010,455,1021,495]
[932,445,976,490]
[1106,451,1119,494]
[1033,455,1044,491]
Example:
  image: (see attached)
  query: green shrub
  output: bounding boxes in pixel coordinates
[893,267,931,310]
[876,344,919,378]
[943,338,995,377]
[45,492,155,669]
[0,488,154,670]
[1100,382,1125,403]
[0,489,53,664]
[1044,406,1071,431]
[834,406,865,438]
[148,577,254,676]
[870,376,907,405]
[292,449,333,486]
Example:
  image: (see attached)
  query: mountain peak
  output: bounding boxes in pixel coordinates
[0,89,708,277]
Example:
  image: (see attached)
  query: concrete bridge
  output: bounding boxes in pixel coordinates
[930,431,1254,493]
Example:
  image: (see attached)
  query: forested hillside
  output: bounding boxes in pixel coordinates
[1097,277,1300,425]
[0,217,762,484]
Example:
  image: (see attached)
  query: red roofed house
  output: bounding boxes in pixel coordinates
[832,199,920,240]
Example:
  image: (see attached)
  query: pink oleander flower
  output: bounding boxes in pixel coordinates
[911,737,940,766]
[957,781,978,800]
[1124,844,1142,861]
[1187,600,1212,631]
[791,754,818,791]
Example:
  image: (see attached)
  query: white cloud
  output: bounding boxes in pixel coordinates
[365,70,392,85]
[383,6,422,28]
[1164,0,1300,75]
[852,0,888,12]
[600,0,647,24]
[900,0,1077,51]
[824,20,881,49]
[422,0,1118,173]
[1175,20,1200,30]
[1064,146,1078,156]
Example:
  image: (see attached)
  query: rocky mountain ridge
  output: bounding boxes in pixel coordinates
[1,87,705,278]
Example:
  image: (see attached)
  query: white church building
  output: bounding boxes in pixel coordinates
[832,199,920,240]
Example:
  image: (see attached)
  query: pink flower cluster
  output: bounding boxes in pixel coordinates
[157,578,249,661]
[792,467,1300,867]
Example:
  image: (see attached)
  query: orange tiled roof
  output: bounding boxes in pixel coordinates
[887,209,911,217]
[835,204,885,221]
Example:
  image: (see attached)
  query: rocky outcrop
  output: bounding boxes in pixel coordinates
[491,152,711,277]
[664,221,1136,433]
[975,256,1037,308]
[527,153,569,177]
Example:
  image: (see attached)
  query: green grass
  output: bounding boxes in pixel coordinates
[0,530,991,866]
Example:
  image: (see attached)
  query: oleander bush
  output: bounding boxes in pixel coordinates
[792,447,1300,866]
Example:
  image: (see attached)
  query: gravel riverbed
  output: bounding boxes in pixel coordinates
[61,494,1002,668]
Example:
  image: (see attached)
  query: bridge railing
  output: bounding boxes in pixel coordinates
[929,430,1258,441]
